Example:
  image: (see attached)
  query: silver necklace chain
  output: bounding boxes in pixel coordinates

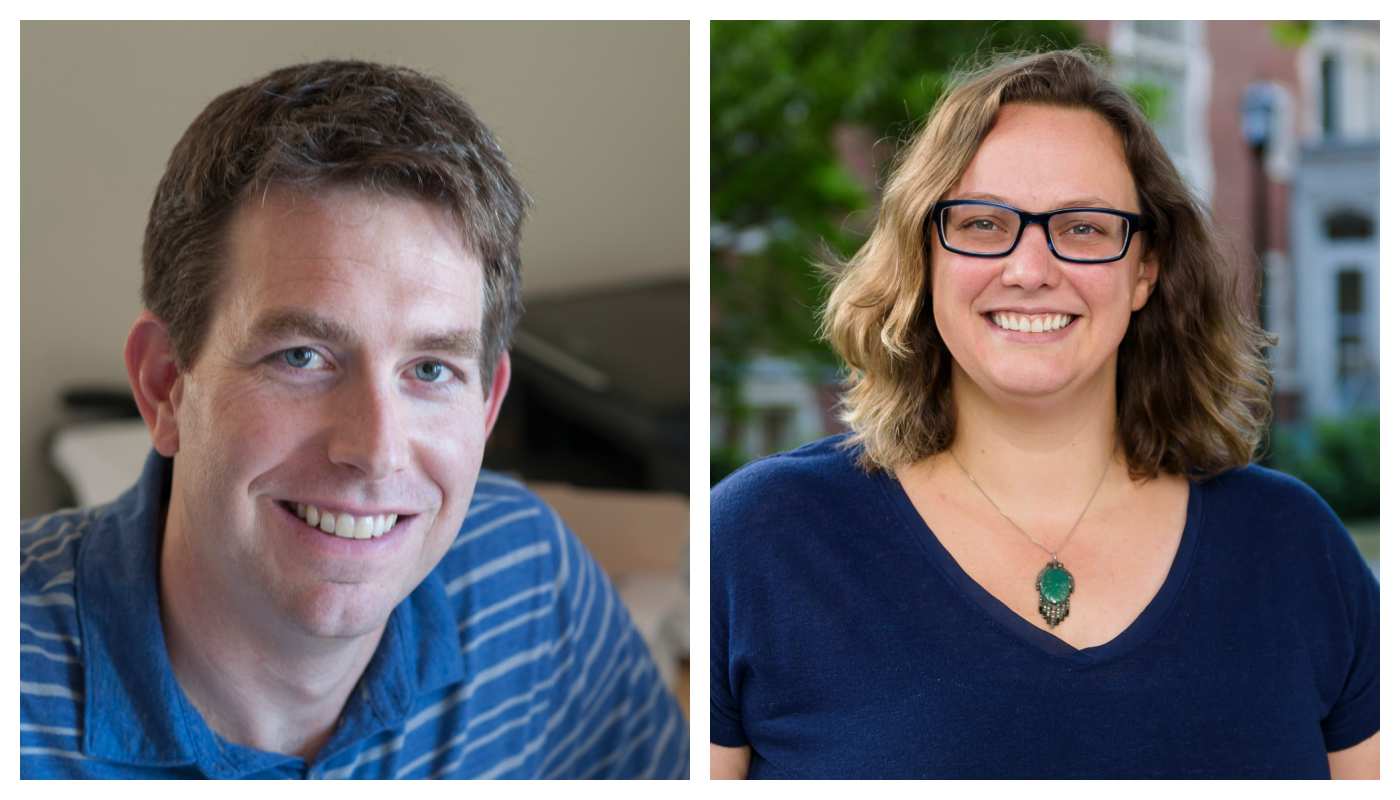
[948,446,1115,560]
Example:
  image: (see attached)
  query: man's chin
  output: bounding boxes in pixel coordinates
[282,582,403,640]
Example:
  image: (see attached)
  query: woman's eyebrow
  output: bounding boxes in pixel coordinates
[956,191,1118,209]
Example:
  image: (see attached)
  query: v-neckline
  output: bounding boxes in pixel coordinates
[877,466,1203,665]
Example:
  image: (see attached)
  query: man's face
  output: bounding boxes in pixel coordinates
[165,185,505,639]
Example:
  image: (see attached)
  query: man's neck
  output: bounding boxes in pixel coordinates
[157,495,384,761]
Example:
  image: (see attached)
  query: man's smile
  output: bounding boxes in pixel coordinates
[273,498,421,546]
[285,501,402,539]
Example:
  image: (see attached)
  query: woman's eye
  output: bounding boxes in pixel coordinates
[1068,224,1102,236]
[413,361,453,383]
[281,347,324,370]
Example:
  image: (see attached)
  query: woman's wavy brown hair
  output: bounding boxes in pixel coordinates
[821,48,1275,479]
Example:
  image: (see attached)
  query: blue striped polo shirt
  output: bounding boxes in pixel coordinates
[20,450,688,778]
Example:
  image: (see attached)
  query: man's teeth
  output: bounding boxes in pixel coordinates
[991,312,1074,333]
[294,503,397,539]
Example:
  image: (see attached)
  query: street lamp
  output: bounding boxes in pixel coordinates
[1240,82,1276,331]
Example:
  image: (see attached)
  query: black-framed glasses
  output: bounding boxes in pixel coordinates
[929,199,1152,264]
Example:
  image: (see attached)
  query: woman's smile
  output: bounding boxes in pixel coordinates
[984,310,1081,339]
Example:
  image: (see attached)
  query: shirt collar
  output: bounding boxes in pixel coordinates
[76,449,467,776]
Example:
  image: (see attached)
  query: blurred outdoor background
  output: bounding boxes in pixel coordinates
[711,21,1379,571]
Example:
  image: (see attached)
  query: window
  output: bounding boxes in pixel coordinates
[1308,22,1380,141]
[1320,55,1338,137]
[1109,21,1211,201]
[1325,210,1374,241]
[1126,59,1189,154]
[758,406,794,454]
[1336,269,1366,382]
[1132,21,1186,43]
[1362,55,1380,134]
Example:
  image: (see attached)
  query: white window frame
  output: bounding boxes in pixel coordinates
[1298,22,1381,142]
[1108,20,1214,205]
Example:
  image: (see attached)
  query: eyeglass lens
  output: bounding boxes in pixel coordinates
[942,204,1129,260]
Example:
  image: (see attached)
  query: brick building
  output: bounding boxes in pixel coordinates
[1083,20,1380,420]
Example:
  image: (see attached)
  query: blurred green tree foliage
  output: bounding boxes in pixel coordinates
[1263,415,1380,520]
[1269,21,1313,48]
[711,21,1083,450]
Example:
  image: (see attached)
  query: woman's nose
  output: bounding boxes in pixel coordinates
[1000,222,1060,289]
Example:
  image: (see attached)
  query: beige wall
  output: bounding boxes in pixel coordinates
[20,21,689,516]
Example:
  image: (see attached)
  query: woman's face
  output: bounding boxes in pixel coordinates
[930,102,1158,408]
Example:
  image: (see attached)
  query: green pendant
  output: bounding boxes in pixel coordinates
[1036,559,1074,628]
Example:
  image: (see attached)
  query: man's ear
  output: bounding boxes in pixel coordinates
[124,311,184,457]
[482,350,511,439]
[1131,251,1160,312]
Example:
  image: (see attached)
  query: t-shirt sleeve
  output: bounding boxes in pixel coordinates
[709,586,747,747]
[537,505,689,778]
[1317,515,1380,752]
[709,472,750,748]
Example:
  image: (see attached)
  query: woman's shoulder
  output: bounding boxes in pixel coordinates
[1199,462,1338,522]
[710,434,884,550]
[712,434,870,510]
[710,435,901,602]
[1197,462,1364,568]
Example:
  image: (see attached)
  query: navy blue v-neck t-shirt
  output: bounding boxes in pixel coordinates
[710,436,1379,778]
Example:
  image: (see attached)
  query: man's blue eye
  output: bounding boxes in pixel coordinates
[283,347,319,369]
[414,361,449,383]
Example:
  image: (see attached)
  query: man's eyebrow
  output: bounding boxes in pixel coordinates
[247,308,480,358]
[414,329,481,359]
[249,309,356,347]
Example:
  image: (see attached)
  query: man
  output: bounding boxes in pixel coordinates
[20,60,688,779]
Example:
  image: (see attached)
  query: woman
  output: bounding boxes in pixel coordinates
[710,50,1379,779]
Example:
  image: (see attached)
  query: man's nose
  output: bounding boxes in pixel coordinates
[326,373,409,480]
[1001,222,1061,289]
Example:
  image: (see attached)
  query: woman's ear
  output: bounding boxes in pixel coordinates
[1132,252,1160,311]
[124,311,184,457]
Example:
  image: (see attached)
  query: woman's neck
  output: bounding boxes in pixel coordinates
[934,363,1123,519]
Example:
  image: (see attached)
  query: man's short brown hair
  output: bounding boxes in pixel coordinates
[142,59,529,387]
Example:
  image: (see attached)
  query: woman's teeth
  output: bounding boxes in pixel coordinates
[991,312,1074,333]
[294,503,396,539]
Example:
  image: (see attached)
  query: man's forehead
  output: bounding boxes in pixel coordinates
[215,185,487,341]
[230,185,477,270]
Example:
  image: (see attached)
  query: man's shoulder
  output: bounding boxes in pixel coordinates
[424,471,688,778]
[21,505,104,609]
[444,470,562,558]
[431,471,575,621]
[20,506,96,762]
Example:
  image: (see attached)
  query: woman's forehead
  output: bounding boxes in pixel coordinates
[952,103,1138,210]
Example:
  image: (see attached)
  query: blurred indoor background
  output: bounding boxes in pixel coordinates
[710,20,1378,572]
[22,21,690,712]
